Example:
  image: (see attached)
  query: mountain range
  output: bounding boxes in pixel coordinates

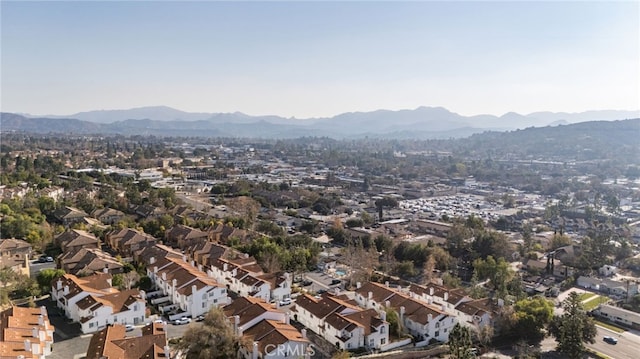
[2,106,638,139]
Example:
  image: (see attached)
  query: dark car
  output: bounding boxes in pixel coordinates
[316,289,327,295]
[302,280,313,286]
[603,336,618,345]
[330,279,341,285]
[38,255,54,263]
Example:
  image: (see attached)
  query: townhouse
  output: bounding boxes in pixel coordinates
[85,322,170,359]
[0,306,55,359]
[55,229,100,255]
[58,247,123,276]
[91,207,126,225]
[53,206,88,226]
[147,256,229,319]
[292,293,389,351]
[51,273,146,334]
[208,256,291,303]
[165,224,209,249]
[354,282,457,343]
[107,227,157,257]
[224,297,310,359]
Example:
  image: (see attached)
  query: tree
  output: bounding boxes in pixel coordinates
[374,196,398,222]
[385,307,403,338]
[513,297,554,342]
[172,306,245,359]
[36,269,66,293]
[449,323,473,359]
[548,292,597,359]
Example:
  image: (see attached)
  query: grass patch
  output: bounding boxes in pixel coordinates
[584,296,609,311]
[593,319,626,333]
[578,292,597,301]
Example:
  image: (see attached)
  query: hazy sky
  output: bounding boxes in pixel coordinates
[2,1,638,118]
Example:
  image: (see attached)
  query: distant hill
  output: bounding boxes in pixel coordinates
[3,106,638,139]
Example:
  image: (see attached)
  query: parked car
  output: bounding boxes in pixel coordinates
[38,255,54,263]
[302,280,313,286]
[194,315,205,322]
[173,317,191,325]
[330,279,341,285]
[279,298,293,306]
[603,336,618,344]
[316,289,327,295]
[125,324,135,332]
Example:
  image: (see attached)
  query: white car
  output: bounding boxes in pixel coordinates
[125,324,135,332]
[279,298,293,306]
[173,317,191,325]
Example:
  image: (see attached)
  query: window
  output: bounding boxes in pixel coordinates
[435,331,440,337]
[435,322,439,328]
[381,338,386,345]
[380,326,385,334]
[209,292,215,297]
[89,322,94,328]
[202,302,206,308]
[213,299,217,304]
[202,293,207,300]
[347,343,351,349]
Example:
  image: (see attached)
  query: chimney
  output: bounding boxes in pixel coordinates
[428,298,433,305]
[223,263,228,272]
[356,282,361,289]
[140,290,146,300]
[301,328,307,339]
[23,340,31,352]
[32,327,38,338]
[441,303,446,312]
[31,342,40,355]
[284,312,290,325]
[192,285,197,296]
[57,280,62,290]
[63,285,69,295]
[164,345,170,358]
[444,292,449,302]
[234,315,240,334]
[429,287,434,296]
[379,310,386,321]
[103,264,109,274]
[385,281,390,287]
[385,300,390,308]
[182,254,187,262]
[368,291,373,300]
[150,257,156,265]
[197,264,203,272]
[428,314,432,322]
[252,341,259,359]
[190,260,195,267]
[38,315,44,326]
[399,306,405,321]
[162,272,166,281]
[39,329,45,342]
[172,279,177,288]
[40,306,47,317]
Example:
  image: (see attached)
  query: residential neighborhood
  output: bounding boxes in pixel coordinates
[1,130,640,359]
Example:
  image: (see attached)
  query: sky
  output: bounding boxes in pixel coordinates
[1,1,639,118]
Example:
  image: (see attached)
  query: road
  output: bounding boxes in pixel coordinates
[587,326,640,359]
[29,259,56,278]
